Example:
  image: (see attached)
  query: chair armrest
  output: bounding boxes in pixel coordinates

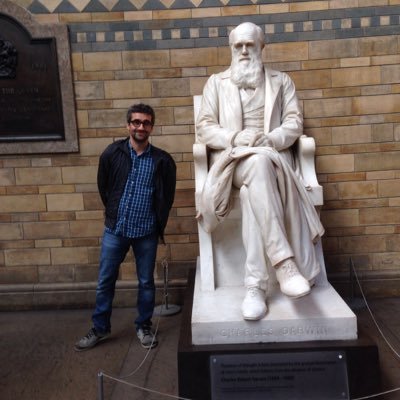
[297,135,323,206]
[193,143,209,207]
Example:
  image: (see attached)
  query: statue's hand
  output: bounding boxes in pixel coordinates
[254,134,274,148]
[233,129,263,147]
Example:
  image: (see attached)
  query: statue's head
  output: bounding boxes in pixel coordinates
[229,22,265,89]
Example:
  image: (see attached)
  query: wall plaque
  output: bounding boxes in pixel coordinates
[210,351,349,399]
[0,0,78,154]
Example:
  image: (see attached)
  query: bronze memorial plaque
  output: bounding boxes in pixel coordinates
[0,0,78,154]
[0,15,64,142]
[210,351,349,399]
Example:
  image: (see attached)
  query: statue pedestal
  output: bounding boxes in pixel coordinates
[191,259,357,345]
[178,269,381,400]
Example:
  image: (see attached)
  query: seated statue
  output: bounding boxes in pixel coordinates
[195,22,325,321]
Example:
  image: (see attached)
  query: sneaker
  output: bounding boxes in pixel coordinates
[74,328,110,352]
[275,258,311,298]
[136,327,158,349]
[241,287,267,320]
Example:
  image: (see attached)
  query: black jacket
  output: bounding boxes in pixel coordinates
[97,138,176,242]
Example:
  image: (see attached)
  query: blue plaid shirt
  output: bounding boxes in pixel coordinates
[106,142,156,238]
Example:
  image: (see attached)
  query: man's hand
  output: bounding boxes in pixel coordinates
[233,129,263,147]
[254,134,274,147]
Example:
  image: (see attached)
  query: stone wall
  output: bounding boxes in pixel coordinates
[1,0,400,308]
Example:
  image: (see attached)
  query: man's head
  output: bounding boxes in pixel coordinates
[229,22,265,89]
[126,103,155,147]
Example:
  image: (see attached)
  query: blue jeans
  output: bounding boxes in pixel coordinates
[92,230,158,334]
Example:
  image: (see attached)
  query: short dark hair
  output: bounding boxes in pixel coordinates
[127,103,155,125]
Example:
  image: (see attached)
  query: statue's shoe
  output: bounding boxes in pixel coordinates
[276,259,311,298]
[241,287,267,320]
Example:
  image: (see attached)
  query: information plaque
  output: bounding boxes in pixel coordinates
[210,350,349,400]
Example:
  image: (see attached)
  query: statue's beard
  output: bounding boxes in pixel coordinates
[230,58,264,89]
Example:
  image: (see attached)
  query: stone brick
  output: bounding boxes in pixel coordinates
[220,5,258,16]
[51,247,89,265]
[372,123,394,142]
[171,48,218,67]
[332,125,372,145]
[290,70,331,90]
[122,50,170,69]
[0,224,23,241]
[62,166,97,184]
[191,8,221,18]
[0,195,46,213]
[332,66,381,87]
[290,1,327,11]
[104,79,152,99]
[360,207,400,225]
[38,265,74,283]
[5,248,50,267]
[74,81,105,100]
[309,39,358,60]
[39,212,75,222]
[0,266,38,284]
[165,216,197,235]
[83,52,122,71]
[173,189,195,208]
[79,138,113,156]
[69,220,104,237]
[153,9,191,19]
[352,94,400,114]
[152,78,190,97]
[170,242,199,261]
[355,151,400,172]
[151,134,194,154]
[378,180,400,198]
[339,235,386,254]
[372,252,400,271]
[35,239,62,248]
[359,36,398,57]
[15,167,62,186]
[83,193,103,210]
[46,194,84,212]
[177,162,192,180]
[0,169,15,186]
[338,181,377,199]
[327,172,366,183]
[320,209,359,228]
[316,154,354,173]
[38,185,75,194]
[23,221,70,240]
[304,97,353,118]
[266,42,308,63]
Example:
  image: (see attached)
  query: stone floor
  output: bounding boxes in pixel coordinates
[1,297,400,400]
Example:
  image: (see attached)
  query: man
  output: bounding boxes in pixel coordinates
[75,103,176,350]
[196,22,324,321]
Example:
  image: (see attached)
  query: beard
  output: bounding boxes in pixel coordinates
[131,129,149,143]
[230,57,264,89]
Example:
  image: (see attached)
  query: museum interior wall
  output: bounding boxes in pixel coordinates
[0,0,400,308]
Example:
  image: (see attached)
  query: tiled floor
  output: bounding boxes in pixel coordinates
[1,297,400,400]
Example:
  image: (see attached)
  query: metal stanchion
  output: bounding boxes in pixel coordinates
[154,259,181,316]
[97,371,104,400]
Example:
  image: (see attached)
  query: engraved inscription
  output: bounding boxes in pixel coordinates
[219,324,329,339]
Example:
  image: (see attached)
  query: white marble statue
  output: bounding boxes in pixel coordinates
[196,22,325,321]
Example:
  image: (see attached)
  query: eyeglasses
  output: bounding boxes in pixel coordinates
[129,119,153,128]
